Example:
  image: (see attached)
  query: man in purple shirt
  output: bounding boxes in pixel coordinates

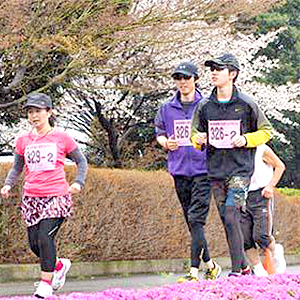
[154,62,221,282]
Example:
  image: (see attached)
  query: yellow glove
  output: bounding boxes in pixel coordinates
[191,134,202,150]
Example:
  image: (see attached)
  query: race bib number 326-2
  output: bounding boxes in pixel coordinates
[174,119,192,146]
[208,120,240,148]
[25,143,57,171]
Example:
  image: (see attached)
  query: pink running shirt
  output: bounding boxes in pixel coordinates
[15,129,78,197]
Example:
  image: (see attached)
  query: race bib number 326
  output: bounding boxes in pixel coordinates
[174,119,192,146]
[25,143,57,171]
[208,120,240,148]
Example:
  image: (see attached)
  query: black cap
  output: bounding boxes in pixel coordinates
[204,53,240,70]
[24,93,53,109]
[171,62,199,79]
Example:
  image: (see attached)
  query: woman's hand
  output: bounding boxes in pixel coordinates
[1,185,11,198]
[68,182,81,194]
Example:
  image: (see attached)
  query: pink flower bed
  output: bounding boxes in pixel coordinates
[1,274,300,300]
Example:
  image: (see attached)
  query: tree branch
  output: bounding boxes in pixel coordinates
[1,66,26,94]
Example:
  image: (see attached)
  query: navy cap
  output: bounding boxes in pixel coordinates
[24,93,53,109]
[171,62,199,79]
[204,53,240,70]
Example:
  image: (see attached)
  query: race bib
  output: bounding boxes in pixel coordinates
[25,143,57,171]
[208,120,240,148]
[174,119,192,146]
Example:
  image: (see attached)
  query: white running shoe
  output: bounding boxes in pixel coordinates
[274,244,286,274]
[52,258,71,291]
[34,281,53,298]
[253,263,269,277]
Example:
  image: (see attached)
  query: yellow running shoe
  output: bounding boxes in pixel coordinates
[203,261,222,280]
[177,273,198,283]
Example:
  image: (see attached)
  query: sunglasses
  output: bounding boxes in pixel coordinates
[173,74,192,80]
[210,65,227,72]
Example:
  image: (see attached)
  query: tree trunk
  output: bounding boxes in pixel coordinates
[94,101,122,168]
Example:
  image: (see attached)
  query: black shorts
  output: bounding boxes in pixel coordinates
[240,188,273,250]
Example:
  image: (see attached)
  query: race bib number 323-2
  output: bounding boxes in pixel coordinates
[174,119,192,146]
[208,120,240,148]
[25,143,57,171]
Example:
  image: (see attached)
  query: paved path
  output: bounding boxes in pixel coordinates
[1,266,300,297]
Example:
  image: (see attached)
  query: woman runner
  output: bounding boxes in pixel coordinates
[1,93,87,298]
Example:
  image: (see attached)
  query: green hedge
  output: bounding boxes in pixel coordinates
[278,188,300,197]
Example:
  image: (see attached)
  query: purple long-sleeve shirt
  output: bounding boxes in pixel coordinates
[154,89,207,176]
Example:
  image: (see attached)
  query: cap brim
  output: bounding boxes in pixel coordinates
[171,71,194,77]
[24,104,48,109]
[205,59,240,70]
[204,59,226,67]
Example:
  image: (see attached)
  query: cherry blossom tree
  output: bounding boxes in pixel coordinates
[0,0,287,169]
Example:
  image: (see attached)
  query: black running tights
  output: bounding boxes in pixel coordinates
[173,174,211,268]
[27,218,65,272]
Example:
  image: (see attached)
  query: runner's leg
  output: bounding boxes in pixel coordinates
[189,174,211,267]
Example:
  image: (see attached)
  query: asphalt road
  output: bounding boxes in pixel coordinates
[1,265,300,297]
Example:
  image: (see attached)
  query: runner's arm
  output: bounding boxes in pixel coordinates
[154,107,169,150]
[243,107,274,147]
[4,154,25,187]
[191,104,206,150]
[262,146,286,188]
[67,147,87,188]
[261,145,285,198]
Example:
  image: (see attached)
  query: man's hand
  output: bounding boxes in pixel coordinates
[197,132,207,145]
[232,135,247,148]
[261,184,274,199]
[166,135,179,151]
[191,132,207,149]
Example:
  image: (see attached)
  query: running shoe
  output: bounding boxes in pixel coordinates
[241,266,254,275]
[229,266,253,277]
[52,258,71,291]
[228,272,242,277]
[34,281,53,298]
[177,273,198,283]
[253,264,269,277]
[203,261,222,280]
[274,243,286,274]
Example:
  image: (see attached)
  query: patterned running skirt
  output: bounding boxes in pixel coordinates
[20,194,73,227]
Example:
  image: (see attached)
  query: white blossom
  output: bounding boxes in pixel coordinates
[1,19,298,149]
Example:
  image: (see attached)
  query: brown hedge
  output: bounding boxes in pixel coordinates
[0,163,299,264]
